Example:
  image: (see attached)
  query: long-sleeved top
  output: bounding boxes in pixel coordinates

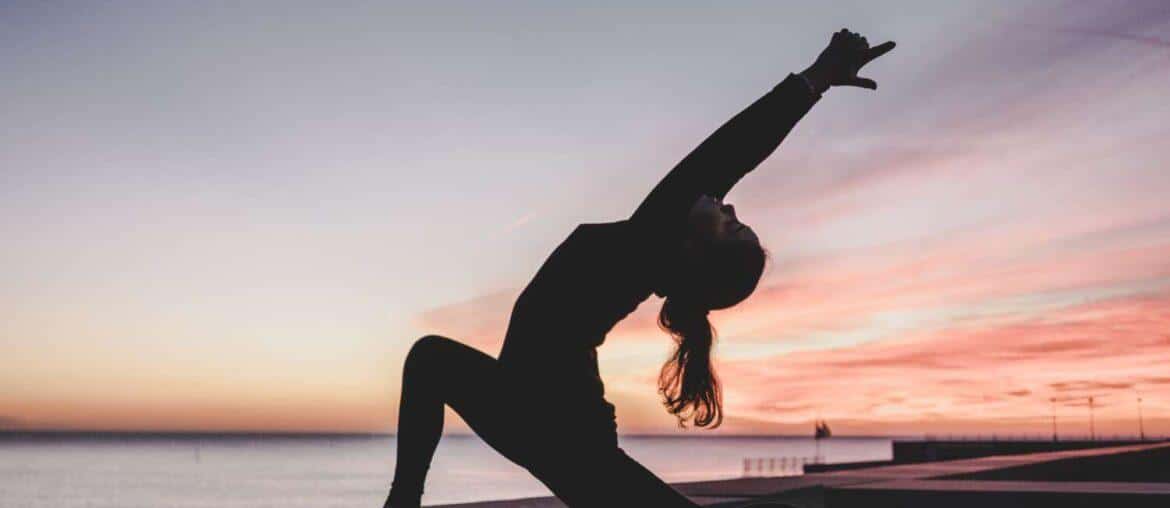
[496,73,821,433]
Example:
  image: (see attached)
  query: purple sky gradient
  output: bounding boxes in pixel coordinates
[2,1,1169,434]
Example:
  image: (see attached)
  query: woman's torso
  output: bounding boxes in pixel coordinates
[497,220,660,426]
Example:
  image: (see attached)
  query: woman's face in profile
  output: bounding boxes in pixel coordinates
[688,194,759,245]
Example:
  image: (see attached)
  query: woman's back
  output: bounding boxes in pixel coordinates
[497,220,661,424]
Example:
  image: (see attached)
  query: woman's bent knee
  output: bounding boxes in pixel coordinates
[404,335,452,371]
[410,334,451,353]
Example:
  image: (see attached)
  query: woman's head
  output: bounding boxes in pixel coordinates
[657,195,767,429]
[679,194,767,310]
[688,194,759,246]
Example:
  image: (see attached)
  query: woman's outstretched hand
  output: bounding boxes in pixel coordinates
[800,29,895,93]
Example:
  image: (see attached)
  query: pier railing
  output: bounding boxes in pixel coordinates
[741,455,822,477]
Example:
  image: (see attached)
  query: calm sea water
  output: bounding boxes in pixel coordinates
[0,434,891,507]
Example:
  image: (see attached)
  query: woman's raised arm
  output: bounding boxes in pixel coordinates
[629,29,895,236]
[628,73,822,231]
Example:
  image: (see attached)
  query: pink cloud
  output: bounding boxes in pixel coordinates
[716,289,1170,433]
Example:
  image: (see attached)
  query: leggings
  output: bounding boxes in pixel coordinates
[386,335,698,508]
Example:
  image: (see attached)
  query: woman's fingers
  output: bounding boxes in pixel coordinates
[844,76,878,90]
[815,30,893,90]
[864,41,896,64]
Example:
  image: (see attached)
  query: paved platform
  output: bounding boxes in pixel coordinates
[431,442,1170,507]
[824,442,1170,507]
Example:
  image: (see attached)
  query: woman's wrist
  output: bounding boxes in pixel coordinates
[798,66,831,95]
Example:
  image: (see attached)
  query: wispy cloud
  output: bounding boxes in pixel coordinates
[503,212,536,234]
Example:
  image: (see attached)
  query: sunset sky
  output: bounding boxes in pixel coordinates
[3,1,1169,436]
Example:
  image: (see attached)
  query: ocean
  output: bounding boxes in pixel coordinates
[0,434,892,507]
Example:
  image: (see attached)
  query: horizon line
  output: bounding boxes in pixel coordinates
[0,429,916,439]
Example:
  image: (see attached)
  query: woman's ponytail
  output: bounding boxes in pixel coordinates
[657,297,722,428]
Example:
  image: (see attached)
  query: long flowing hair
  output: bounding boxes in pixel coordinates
[657,241,766,428]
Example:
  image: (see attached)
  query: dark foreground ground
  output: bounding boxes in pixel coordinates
[433,440,1170,507]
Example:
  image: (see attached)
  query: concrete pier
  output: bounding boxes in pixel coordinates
[432,441,1170,507]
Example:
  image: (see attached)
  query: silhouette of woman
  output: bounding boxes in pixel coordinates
[385,30,894,508]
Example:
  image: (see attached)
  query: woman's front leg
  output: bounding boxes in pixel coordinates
[386,335,539,508]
